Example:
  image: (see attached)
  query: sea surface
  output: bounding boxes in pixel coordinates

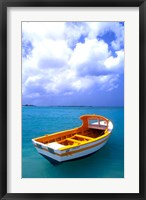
[22,106,124,178]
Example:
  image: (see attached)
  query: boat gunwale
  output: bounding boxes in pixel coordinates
[32,126,112,151]
[32,115,113,151]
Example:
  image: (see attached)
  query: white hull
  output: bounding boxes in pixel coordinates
[33,135,110,163]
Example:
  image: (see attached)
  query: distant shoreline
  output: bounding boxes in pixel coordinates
[22,104,36,107]
[22,105,124,108]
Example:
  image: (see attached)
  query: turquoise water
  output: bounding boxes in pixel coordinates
[22,106,124,178]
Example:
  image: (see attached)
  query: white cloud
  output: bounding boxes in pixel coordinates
[87,22,124,50]
[22,22,124,101]
[69,38,109,75]
[104,50,124,73]
[22,22,66,42]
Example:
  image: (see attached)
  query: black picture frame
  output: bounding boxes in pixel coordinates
[0,0,145,199]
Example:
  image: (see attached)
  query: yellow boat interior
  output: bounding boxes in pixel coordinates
[33,114,110,150]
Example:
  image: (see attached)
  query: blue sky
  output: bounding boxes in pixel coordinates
[22,22,124,106]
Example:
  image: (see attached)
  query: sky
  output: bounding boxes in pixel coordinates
[22,22,124,106]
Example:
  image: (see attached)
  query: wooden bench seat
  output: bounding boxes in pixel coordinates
[75,134,92,140]
[66,138,81,143]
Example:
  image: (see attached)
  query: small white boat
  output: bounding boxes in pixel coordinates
[32,114,113,164]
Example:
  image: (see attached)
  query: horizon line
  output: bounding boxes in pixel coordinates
[22,105,124,107]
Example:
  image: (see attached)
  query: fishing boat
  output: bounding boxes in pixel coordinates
[32,114,113,164]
